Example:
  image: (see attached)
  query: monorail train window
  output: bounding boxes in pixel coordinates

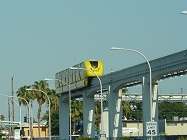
[61,71,65,86]
[55,73,60,88]
[80,62,84,68]
[66,69,69,83]
[89,61,98,68]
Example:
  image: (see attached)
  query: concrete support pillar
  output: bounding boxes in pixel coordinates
[108,86,122,138]
[83,93,95,138]
[142,76,152,137]
[59,95,69,140]
[103,102,109,137]
[152,81,159,135]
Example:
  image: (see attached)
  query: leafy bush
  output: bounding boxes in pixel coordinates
[77,137,93,140]
[120,137,133,140]
[177,136,187,140]
[0,132,6,140]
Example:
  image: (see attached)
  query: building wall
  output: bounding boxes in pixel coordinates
[123,120,187,136]
[165,121,187,135]
[122,121,143,137]
[21,124,48,138]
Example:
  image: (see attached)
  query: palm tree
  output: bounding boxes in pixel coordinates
[71,101,83,134]
[16,85,34,138]
[31,80,49,138]
[121,88,131,120]
[41,89,59,134]
[122,103,131,120]
[0,115,5,121]
[49,89,59,112]
[122,88,128,94]
[16,85,33,108]
[0,114,5,129]
[94,104,100,130]
[50,110,59,135]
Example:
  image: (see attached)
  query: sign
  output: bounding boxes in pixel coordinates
[14,129,20,140]
[100,131,106,138]
[146,122,157,136]
[5,123,19,128]
[100,134,106,138]
[2,136,14,138]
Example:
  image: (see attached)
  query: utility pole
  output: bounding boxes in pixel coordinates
[11,76,14,137]
[8,98,10,122]
[11,77,14,122]
[8,98,11,138]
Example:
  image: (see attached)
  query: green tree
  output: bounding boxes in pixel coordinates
[16,85,34,138]
[94,104,100,130]
[129,102,142,120]
[122,103,131,120]
[16,85,33,110]
[49,89,59,112]
[16,81,60,137]
[50,110,59,135]
[177,136,187,140]
[41,89,59,122]
[31,80,49,138]
[77,137,92,140]
[0,114,5,130]
[0,115,5,121]
[71,101,83,134]
[42,88,59,135]
[121,88,132,120]
[122,88,128,94]
[0,131,6,140]
[120,137,133,140]
[159,102,187,120]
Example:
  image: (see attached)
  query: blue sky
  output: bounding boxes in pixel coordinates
[0,1,187,122]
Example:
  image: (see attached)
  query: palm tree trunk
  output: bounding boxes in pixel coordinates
[28,107,33,140]
[38,105,42,138]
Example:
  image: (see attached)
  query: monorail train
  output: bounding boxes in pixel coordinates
[55,60,104,93]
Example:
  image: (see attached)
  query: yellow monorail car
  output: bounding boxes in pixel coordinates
[55,60,104,93]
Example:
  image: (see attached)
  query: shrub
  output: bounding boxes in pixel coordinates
[177,136,187,140]
[120,137,134,140]
[0,132,6,140]
[77,137,93,140]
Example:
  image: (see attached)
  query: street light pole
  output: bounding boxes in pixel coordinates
[13,96,30,139]
[68,84,71,140]
[44,78,72,140]
[110,47,152,121]
[26,89,51,140]
[69,67,105,135]
[14,96,31,138]
[8,97,22,132]
[0,94,31,138]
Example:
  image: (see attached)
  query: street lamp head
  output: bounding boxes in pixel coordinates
[181,11,187,15]
[110,47,124,50]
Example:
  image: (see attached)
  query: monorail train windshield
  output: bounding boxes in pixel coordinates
[90,61,98,68]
